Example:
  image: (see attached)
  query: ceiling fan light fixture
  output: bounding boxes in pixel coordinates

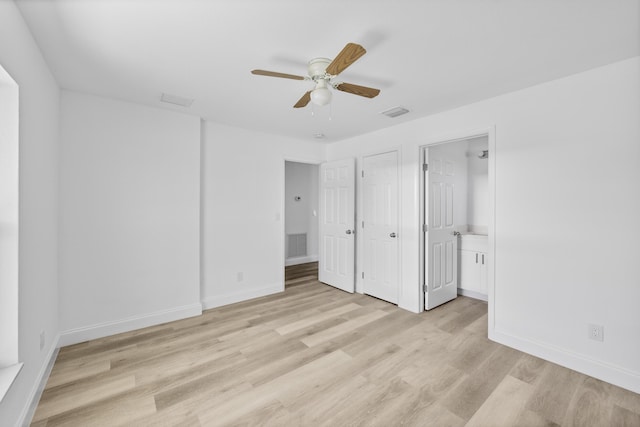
[251,43,379,109]
[311,88,332,106]
[310,80,332,106]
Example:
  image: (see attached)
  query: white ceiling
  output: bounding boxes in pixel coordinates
[16,0,640,143]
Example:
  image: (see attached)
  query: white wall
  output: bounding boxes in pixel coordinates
[0,1,60,424]
[58,91,202,345]
[466,136,489,232]
[284,161,319,264]
[327,57,640,393]
[201,122,324,309]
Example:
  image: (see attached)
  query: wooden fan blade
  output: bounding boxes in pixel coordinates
[335,82,380,98]
[251,69,305,80]
[294,91,312,108]
[325,43,367,76]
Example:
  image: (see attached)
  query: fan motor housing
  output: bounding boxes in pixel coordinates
[308,58,332,80]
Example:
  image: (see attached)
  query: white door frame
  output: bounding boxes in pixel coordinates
[280,157,323,292]
[419,127,496,328]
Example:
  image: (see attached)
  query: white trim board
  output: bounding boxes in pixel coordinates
[202,283,282,310]
[457,288,488,302]
[285,255,318,267]
[17,333,59,427]
[0,363,22,403]
[58,303,202,347]
[490,329,640,394]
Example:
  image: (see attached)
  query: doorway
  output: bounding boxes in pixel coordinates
[422,134,492,310]
[0,64,20,368]
[284,161,320,288]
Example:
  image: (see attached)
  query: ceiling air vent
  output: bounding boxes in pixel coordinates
[380,106,410,118]
[160,93,194,107]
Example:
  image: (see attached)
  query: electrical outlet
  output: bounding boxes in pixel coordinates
[588,324,604,342]
[39,330,45,350]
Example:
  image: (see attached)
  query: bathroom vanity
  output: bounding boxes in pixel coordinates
[458,233,488,301]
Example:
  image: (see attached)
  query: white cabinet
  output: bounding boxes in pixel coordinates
[458,234,488,297]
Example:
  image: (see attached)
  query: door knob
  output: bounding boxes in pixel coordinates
[390,232,397,238]
[452,231,461,236]
[345,230,353,235]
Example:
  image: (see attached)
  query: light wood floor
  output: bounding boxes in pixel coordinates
[32,262,640,426]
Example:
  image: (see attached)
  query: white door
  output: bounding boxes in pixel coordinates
[319,158,355,292]
[425,148,458,310]
[363,151,399,304]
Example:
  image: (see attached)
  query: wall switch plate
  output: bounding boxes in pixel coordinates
[588,324,604,342]
[40,331,45,350]
[237,272,244,282]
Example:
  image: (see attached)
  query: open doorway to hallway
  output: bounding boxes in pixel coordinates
[284,161,319,288]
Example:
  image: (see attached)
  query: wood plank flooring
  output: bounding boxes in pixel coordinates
[32,262,640,426]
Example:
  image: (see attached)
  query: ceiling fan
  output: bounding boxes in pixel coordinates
[251,42,381,108]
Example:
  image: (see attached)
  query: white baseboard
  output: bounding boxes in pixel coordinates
[202,283,282,310]
[490,328,640,394]
[284,255,318,267]
[457,288,488,302]
[58,303,202,347]
[18,333,60,427]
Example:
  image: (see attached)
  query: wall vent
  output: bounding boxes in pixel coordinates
[380,106,410,118]
[287,233,308,258]
[160,93,194,107]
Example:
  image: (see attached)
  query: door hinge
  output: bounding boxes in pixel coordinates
[362,220,364,228]
[423,163,428,172]
[423,283,428,293]
[362,272,365,279]
[422,224,428,233]
[361,170,364,178]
